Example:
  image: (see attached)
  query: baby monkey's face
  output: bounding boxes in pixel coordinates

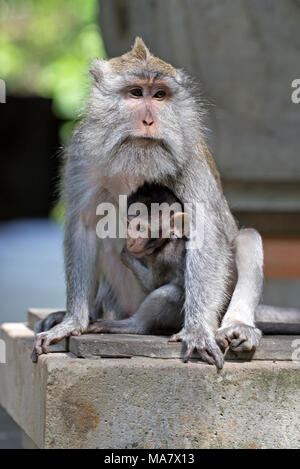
[126,212,189,259]
[126,216,166,258]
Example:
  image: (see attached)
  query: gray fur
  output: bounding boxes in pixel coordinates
[32,43,266,369]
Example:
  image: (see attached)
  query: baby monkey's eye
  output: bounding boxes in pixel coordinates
[153,90,166,99]
[129,87,143,98]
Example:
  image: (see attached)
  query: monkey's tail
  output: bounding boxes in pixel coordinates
[256,304,300,334]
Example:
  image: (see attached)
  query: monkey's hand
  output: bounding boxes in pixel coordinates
[31,318,83,363]
[215,322,262,353]
[169,328,224,370]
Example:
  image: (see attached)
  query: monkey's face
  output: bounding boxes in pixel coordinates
[127,234,166,259]
[121,78,169,140]
[126,216,166,258]
[87,38,203,178]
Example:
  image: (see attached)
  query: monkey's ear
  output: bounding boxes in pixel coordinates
[171,212,190,239]
[175,68,189,86]
[131,37,151,61]
[89,59,111,83]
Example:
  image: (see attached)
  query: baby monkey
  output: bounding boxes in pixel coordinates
[88,183,189,337]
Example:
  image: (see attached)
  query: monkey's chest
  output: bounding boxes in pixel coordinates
[151,263,174,288]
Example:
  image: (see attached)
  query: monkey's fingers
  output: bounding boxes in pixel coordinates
[229,335,247,350]
[32,334,51,357]
[168,333,183,342]
[41,337,52,354]
[215,336,229,353]
[33,334,44,356]
[204,344,224,370]
[216,324,262,354]
[31,348,39,363]
[211,348,224,370]
[183,344,195,363]
[197,349,216,366]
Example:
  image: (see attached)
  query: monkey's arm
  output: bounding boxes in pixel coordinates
[121,247,153,292]
[88,284,183,335]
[170,220,229,368]
[216,228,263,352]
[32,215,98,362]
[170,170,235,369]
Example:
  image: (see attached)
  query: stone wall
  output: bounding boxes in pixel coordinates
[99,0,300,186]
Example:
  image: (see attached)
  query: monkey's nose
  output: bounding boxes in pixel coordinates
[142,117,154,126]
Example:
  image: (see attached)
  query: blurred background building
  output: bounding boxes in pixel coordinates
[0,0,299,447]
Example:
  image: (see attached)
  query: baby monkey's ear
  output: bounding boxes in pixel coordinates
[171,212,190,239]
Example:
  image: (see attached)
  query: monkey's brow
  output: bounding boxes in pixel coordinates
[129,70,165,83]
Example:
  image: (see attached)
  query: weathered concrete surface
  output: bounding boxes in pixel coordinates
[0,322,300,448]
[28,308,300,361]
[70,332,299,362]
[0,323,48,448]
[0,405,21,449]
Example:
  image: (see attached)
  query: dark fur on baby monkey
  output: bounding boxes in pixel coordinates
[33,184,190,362]
[88,183,189,338]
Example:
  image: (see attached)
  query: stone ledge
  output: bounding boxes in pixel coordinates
[27,308,300,361]
[70,332,299,361]
[0,322,300,448]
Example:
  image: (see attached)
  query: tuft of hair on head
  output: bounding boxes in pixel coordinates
[130,37,151,61]
[106,36,177,78]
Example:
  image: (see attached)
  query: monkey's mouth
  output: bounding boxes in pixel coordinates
[122,135,169,148]
[121,136,173,158]
[123,135,158,144]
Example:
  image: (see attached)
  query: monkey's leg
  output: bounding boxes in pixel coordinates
[32,218,98,362]
[216,228,263,352]
[88,284,183,335]
[33,280,112,335]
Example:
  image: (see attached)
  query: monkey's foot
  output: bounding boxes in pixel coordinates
[216,322,262,353]
[34,311,66,333]
[169,328,224,370]
[87,319,144,335]
[31,319,82,363]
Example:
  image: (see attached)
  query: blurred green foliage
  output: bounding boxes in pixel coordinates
[0,0,106,120]
[0,0,106,223]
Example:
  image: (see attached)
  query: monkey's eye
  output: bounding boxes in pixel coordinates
[153,90,166,100]
[129,88,143,98]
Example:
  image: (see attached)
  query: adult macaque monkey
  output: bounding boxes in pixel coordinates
[87,183,189,339]
[33,38,264,369]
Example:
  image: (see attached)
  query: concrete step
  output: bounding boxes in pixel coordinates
[27,308,300,361]
[1,321,300,448]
